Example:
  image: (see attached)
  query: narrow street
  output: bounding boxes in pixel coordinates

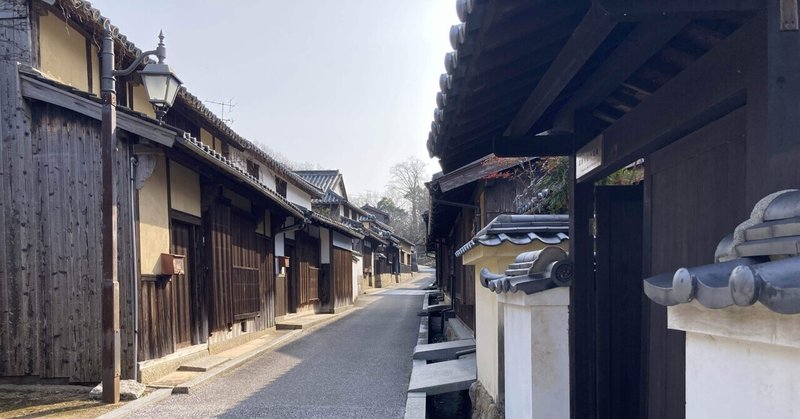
[130,274,433,418]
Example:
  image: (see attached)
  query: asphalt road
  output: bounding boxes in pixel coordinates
[131,273,433,419]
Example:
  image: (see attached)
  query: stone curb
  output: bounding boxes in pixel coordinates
[96,388,172,419]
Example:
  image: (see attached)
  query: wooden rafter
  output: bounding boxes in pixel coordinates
[597,0,760,21]
[552,19,688,130]
[504,3,617,137]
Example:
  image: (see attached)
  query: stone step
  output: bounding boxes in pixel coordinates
[408,354,476,395]
[413,338,476,361]
[177,355,229,372]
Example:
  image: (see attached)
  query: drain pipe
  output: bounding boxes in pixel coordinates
[129,150,140,381]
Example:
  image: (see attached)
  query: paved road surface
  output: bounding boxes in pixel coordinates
[132,274,433,418]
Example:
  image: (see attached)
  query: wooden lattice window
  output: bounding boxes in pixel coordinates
[230,212,260,319]
[276,178,287,198]
[246,160,260,180]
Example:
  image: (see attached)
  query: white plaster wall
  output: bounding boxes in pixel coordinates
[685,332,800,419]
[275,233,285,257]
[352,256,362,301]
[258,166,277,189]
[286,183,311,208]
[501,287,570,419]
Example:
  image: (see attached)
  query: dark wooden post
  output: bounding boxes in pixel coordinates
[568,113,596,418]
[100,29,120,404]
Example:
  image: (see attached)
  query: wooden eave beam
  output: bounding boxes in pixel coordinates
[19,74,177,147]
[493,134,574,158]
[577,16,754,183]
[597,0,760,21]
[504,3,617,137]
[553,19,689,130]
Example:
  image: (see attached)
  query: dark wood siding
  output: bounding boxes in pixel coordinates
[331,247,353,309]
[206,198,233,331]
[594,185,645,418]
[275,268,288,317]
[255,235,275,329]
[643,108,747,419]
[292,230,320,312]
[0,103,136,381]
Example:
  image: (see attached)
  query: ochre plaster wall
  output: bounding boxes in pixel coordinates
[169,161,201,217]
[131,84,157,119]
[39,13,89,92]
[462,240,570,406]
[200,128,214,149]
[138,155,170,275]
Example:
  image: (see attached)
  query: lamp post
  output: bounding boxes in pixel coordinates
[100,24,181,404]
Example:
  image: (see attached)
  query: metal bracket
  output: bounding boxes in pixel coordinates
[781,0,799,31]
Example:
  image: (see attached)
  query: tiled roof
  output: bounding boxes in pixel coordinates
[455,214,569,257]
[307,210,365,240]
[177,134,305,219]
[644,189,800,314]
[175,90,322,197]
[316,189,346,205]
[296,170,341,193]
[55,0,322,199]
[479,246,573,294]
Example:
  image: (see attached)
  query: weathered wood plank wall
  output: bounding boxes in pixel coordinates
[331,247,353,309]
[206,198,233,331]
[0,100,136,381]
[293,230,320,312]
[255,235,275,329]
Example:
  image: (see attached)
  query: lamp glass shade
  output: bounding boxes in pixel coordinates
[139,63,182,109]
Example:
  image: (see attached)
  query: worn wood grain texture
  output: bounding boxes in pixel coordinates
[331,247,353,310]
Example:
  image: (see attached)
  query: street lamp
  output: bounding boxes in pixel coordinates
[100,25,182,404]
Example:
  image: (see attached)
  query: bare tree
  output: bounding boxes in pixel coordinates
[387,157,429,245]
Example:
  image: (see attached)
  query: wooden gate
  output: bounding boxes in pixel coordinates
[170,221,197,349]
[331,247,353,309]
[593,185,646,418]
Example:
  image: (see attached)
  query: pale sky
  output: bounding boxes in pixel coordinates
[91,0,457,196]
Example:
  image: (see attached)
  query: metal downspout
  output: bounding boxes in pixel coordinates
[129,149,140,380]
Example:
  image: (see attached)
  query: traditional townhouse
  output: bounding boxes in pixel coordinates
[0,0,359,385]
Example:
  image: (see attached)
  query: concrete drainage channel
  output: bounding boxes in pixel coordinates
[405,289,476,418]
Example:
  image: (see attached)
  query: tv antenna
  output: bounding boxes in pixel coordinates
[204,98,236,125]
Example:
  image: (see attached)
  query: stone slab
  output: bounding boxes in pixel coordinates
[413,339,476,361]
[446,317,474,341]
[424,303,451,313]
[404,392,427,419]
[408,355,477,395]
[276,314,336,330]
[90,379,146,401]
[178,355,229,372]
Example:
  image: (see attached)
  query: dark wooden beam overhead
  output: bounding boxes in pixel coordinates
[577,17,755,183]
[597,0,760,21]
[553,19,689,130]
[493,134,574,157]
[504,3,617,137]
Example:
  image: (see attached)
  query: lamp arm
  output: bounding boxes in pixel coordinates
[112,50,158,77]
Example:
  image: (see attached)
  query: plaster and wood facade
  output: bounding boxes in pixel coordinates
[0,0,365,385]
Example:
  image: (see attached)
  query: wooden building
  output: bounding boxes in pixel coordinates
[427,0,800,417]
[426,157,536,333]
[0,0,361,384]
[296,170,369,301]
